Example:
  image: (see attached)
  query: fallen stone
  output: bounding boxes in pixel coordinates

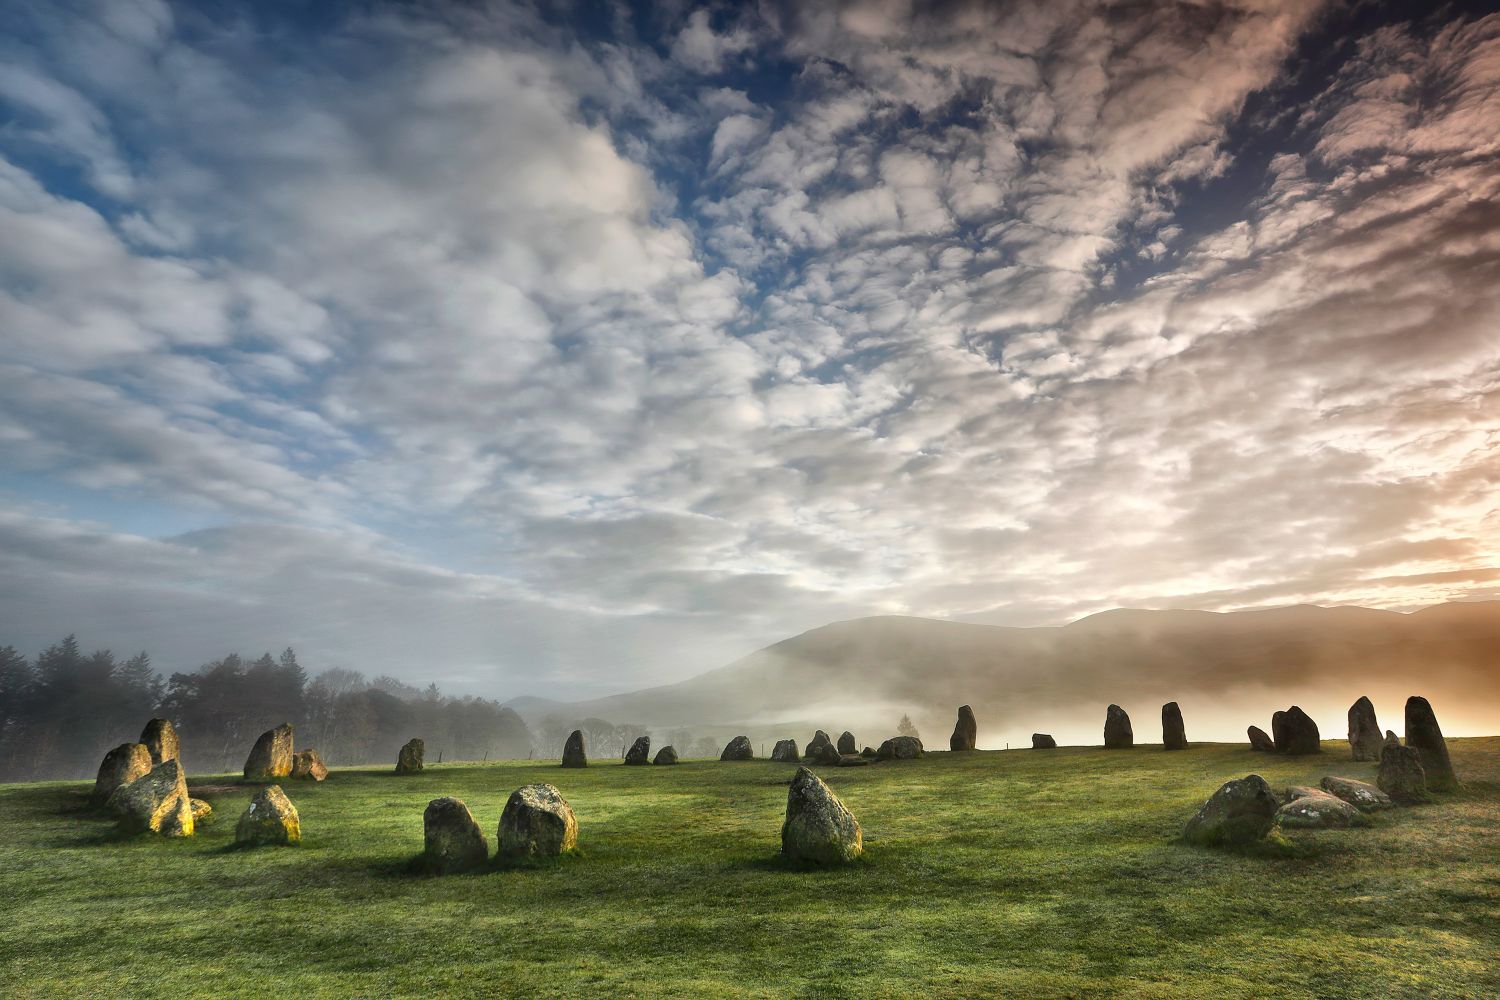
[1347,696,1382,762]
[949,705,977,752]
[1182,774,1279,847]
[1276,788,1362,829]
[859,746,877,758]
[835,754,871,767]
[1404,696,1457,791]
[1377,743,1429,804]
[1275,706,1321,755]
[108,759,194,837]
[498,783,577,858]
[781,766,862,865]
[423,797,488,873]
[1104,704,1133,749]
[804,730,834,760]
[243,723,294,781]
[235,785,300,846]
[190,798,212,823]
[561,730,587,768]
[396,738,425,774]
[624,736,651,765]
[653,745,678,765]
[291,749,328,781]
[1319,776,1393,812]
[837,732,857,755]
[139,718,180,766]
[720,735,753,761]
[876,736,923,760]
[92,742,152,807]
[1247,726,1275,752]
[1162,702,1186,750]
[771,739,800,763]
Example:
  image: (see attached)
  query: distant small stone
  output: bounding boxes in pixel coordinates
[720,735,753,761]
[949,705,977,752]
[498,783,577,858]
[653,745,678,765]
[781,767,862,865]
[1182,774,1279,847]
[624,736,651,765]
[243,723,294,781]
[837,732,857,755]
[396,738,425,774]
[235,785,300,846]
[1377,743,1430,804]
[92,742,152,807]
[1275,706,1320,755]
[876,736,923,760]
[804,730,834,760]
[1347,696,1382,762]
[423,797,488,873]
[771,739,800,763]
[1162,702,1186,750]
[1276,787,1362,829]
[561,730,587,768]
[835,754,871,767]
[1247,726,1275,752]
[190,798,212,823]
[806,740,841,766]
[1032,733,1057,749]
[139,718,181,767]
[1104,704,1133,749]
[108,759,194,837]
[860,746,877,758]
[1383,729,1400,749]
[1319,776,1393,812]
[1404,696,1457,791]
[291,749,328,781]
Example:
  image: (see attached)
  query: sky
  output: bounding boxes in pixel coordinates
[1,0,1498,700]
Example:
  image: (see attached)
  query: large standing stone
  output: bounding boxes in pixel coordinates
[235,785,300,846]
[1104,704,1133,749]
[290,749,328,781]
[1182,774,1279,847]
[498,783,577,858]
[949,705,977,752]
[108,759,194,837]
[396,738,424,774]
[771,739,800,763]
[1162,702,1186,750]
[1319,776,1393,812]
[561,730,587,768]
[720,735,753,761]
[804,730,834,760]
[1347,696,1382,761]
[1404,696,1457,791]
[423,797,488,873]
[1377,743,1429,804]
[624,736,651,765]
[837,732,857,755]
[139,718,180,766]
[1276,787,1363,829]
[1247,726,1275,752]
[92,742,152,807]
[653,745,678,765]
[243,723,294,781]
[1271,710,1288,749]
[876,736,923,760]
[1032,733,1057,749]
[781,766,862,865]
[1276,706,1321,755]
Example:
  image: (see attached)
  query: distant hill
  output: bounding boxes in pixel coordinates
[506,602,1500,748]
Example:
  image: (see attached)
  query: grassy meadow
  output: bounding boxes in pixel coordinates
[1,739,1497,999]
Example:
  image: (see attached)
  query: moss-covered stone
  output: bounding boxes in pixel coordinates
[781,767,862,865]
[396,738,424,774]
[243,723,294,781]
[1405,696,1457,791]
[876,736,923,760]
[91,742,152,807]
[1377,743,1429,804]
[720,735,753,761]
[770,739,800,762]
[1276,787,1364,829]
[1182,774,1278,847]
[1319,775,1392,812]
[561,730,587,768]
[423,797,488,873]
[652,745,678,765]
[235,785,300,846]
[108,759,194,837]
[623,736,651,765]
[190,798,213,823]
[498,783,577,858]
[291,749,329,781]
[139,718,180,767]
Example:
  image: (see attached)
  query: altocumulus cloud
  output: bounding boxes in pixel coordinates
[0,0,1497,697]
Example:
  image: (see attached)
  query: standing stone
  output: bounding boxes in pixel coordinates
[107,759,194,837]
[92,742,152,807]
[949,705,977,752]
[1271,711,1288,750]
[720,735,754,761]
[1377,744,1429,804]
[1276,706,1321,755]
[498,783,577,858]
[291,749,328,781]
[771,739,800,763]
[1404,696,1457,791]
[1319,776,1393,812]
[837,732,857,755]
[561,730,587,768]
[139,718,180,766]
[653,746,679,765]
[423,797,488,873]
[781,766,862,865]
[624,736,651,765]
[243,723,294,781]
[1247,726,1275,752]
[804,731,834,760]
[1104,705,1133,749]
[876,736,923,760]
[1347,696,1382,761]
[1162,702,1186,750]
[1182,774,1279,847]
[396,738,425,774]
[234,785,300,846]
[1032,733,1057,749]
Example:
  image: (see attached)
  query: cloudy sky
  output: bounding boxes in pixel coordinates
[2,0,1498,698]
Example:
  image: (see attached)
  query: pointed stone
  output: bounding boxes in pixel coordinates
[720,735,753,761]
[92,742,152,807]
[837,731,857,755]
[1104,704,1133,748]
[235,785,300,846]
[1383,729,1400,749]
[1347,696,1382,761]
[243,723,294,781]
[949,705,977,751]
[561,730,587,768]
[1275,706,1320,755]
[781,767,862,865]
[395,738,424,774]
[804,730,834,760]
[623,736,651,765]
[139,718,180,766]
[1271,710,1288,749]
[1247,726,1275,752]
[498,783,577,858]
[1162,702,1186,750]
[1404,696,1457,791]
[423,797,488,873]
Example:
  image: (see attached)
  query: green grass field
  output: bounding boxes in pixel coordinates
[2,739,1497,999]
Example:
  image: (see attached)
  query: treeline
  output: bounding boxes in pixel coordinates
[0,636,533,782]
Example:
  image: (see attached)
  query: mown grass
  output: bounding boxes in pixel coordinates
[1,739,1497,999]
